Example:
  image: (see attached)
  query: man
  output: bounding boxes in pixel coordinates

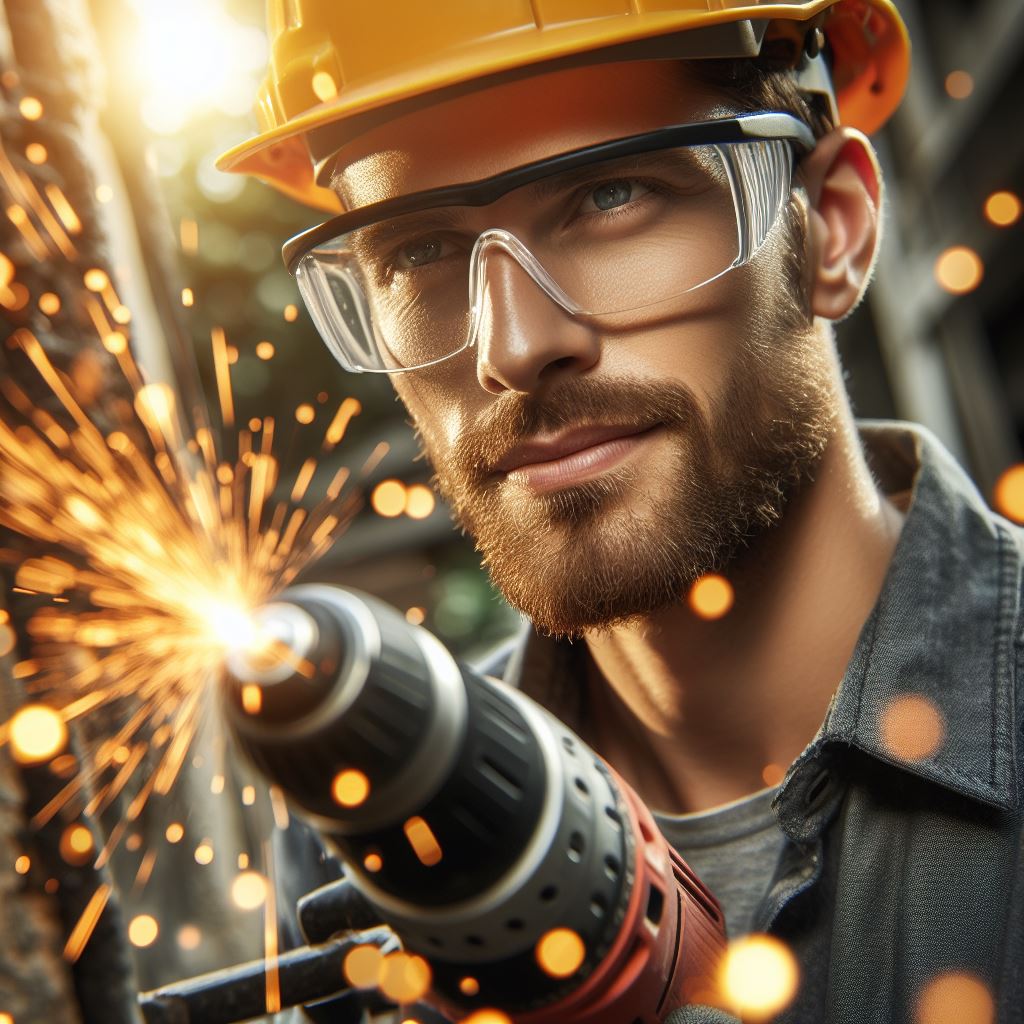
[219,3,1024,1021]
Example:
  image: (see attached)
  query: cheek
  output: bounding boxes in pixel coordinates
[393,357,480,452]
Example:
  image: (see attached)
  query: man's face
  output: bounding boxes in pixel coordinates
[335,62,835,637]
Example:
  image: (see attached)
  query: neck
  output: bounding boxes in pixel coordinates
[582,403,905,815]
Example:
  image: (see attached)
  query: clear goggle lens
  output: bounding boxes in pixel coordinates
[296,138,795,373]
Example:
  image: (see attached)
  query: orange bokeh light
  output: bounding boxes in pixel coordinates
[59,824,95,864]
[535,928,586,979]
[343,944,384,988]
[128,914,159,948]
[945,70,973,100]
[688,574,735,620]
[372,480,407,518]
[379,951,432,1004]
[231,870,268,910]
[916,970,994,1024]
[994,464,1024,523]
[878,693,945,763]
[405,484,436,520]
[984,191,1021,228]
[332,769,371,808]
[720,934,799,1021]
[9,704,67,764]
[934,246,983,295]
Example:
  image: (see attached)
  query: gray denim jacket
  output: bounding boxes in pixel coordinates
[482,421,1024,1022]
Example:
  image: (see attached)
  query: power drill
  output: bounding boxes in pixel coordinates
[221,583,726,1023]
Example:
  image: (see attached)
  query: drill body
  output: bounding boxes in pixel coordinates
[224,584,726,1023]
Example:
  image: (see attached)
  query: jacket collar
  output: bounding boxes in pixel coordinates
[779,421,1020,816]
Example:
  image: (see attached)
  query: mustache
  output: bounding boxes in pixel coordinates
[446,375,704,485]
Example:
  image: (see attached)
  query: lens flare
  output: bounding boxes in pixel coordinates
[8,705,67,764]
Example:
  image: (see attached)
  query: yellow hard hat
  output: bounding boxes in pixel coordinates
[218,0,909,213]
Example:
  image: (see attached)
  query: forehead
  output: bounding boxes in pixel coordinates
[331,60,724,208]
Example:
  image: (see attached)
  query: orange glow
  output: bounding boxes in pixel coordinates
[38,292,60,315]
[460,1012,513,1024]
[181,287,194,307]
[83,268,109,292]
[344,944,384,988]
[720,935,799,1021]
[9,704,67,763]
[688,574,734,620]
[128,914,159,948]
[295,403,315,424]
[363,852,383,873]
[19,96,43,120]
[879,694,945,762]
[256,340,275,360]
[165,822,184,843]
[405,484,435,520]
[945,70,973,100]
[332,769,371,808]
[404,816,443,866]
[536,927,586,979]
[916,970,994,1024]
[379,951,432,1003]
[112,305,132,325]
[177,924,202,950]
[0,1012,12,1023]
[231,870,268,910]
[0,623,14,658]
[194,842,214,865]
[26,141,47,164]
[934,246,983,295]
[283,303,299,322]
[984,191,1021,228]
[459,976,480,996]
[15,855,30,874]
[405,607,426,626]
[242,785,256,805]
[59,824,95,864]
[994,464,1024,523]
[372,479,406,518]
[761,763,786,787]
[241,684,263,715]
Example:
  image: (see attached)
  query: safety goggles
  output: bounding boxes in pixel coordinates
[283,112,815,374]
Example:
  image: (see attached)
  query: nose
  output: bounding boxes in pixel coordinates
[471,238,601,395]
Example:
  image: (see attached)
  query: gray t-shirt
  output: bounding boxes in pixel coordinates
[654,786,787,940]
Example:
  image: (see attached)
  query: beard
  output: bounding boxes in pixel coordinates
[418,269,835,637]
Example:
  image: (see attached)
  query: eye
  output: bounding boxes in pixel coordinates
[580,180,650,213]
[396,236,446,269]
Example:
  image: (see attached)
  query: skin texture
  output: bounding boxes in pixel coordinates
[333,61,904,813]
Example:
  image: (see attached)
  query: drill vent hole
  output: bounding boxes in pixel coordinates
[591,894,608,918]
[505,918,524,931]
[568,831,585,862]
[574,777,590,797]
[540,885,558,902]
[604,854,621,881]
[427,936,442,948]
[605,806,622,829]
[562,736,576,755]
[465,935,484,947]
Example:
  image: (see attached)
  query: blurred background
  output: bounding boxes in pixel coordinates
[0,0,1021,1019]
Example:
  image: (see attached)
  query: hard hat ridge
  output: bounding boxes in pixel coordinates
[217,0,910,213]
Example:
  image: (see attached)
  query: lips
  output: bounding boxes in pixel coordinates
[494,424,655,474]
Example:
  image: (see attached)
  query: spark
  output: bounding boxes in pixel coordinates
[63,883,112,961]
[535,928,586,979]
[331,769,370,808]
[404,815,443,866]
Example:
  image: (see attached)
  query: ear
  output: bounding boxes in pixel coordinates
[800,127,883,320]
